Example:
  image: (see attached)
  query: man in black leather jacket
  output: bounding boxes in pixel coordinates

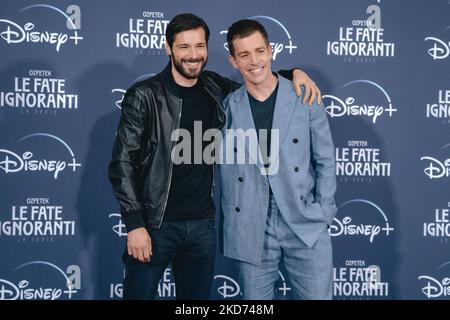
[108,13,321,300]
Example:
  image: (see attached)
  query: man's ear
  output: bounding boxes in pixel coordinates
[228,55,238,69]
[165,41,171,56]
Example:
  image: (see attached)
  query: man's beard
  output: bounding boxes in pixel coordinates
[172,55,208,80]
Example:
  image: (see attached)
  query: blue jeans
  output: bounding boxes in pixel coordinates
[122,217,216,300]
[238,196,333,300]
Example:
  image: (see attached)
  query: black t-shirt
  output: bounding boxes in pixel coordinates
[163,80,216,221]
[247,81,279,161]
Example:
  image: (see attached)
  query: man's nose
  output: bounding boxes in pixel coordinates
[188,47,199,59]
[249,52,258,65]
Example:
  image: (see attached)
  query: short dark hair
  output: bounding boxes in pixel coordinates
[166,13,210,48]
[227,19,269,56]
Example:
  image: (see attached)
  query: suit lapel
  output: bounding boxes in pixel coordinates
[270,76,297,166]
[229,86,265,174]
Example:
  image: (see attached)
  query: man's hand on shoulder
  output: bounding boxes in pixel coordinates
[292,69,322,106]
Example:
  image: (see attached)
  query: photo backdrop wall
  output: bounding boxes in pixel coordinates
[0,0,449,300]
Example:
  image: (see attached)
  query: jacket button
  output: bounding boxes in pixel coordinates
[264,163,270,168]
[238,177,243,182]
[235,207,240,212]
[294,167,299,172]
[300,195,304,201]
[293,138,299,144]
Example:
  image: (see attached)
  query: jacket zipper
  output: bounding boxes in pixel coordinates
[204,86,226,197]
[157,97,183,228]
[204,86,226,122]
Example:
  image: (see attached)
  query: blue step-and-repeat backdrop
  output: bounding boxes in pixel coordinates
[0,0,449,300]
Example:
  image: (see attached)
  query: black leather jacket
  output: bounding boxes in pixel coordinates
[108,63,239,231]
[109,63,293,232]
